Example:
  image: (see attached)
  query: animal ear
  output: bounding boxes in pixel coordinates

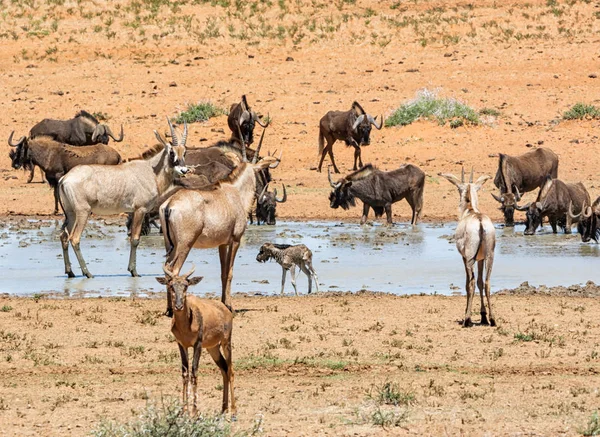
[439,173,461,187]
[344,181,352,188]
[187,276,203,286]
[155,277,168,285]
[474,175,491,189]
[91,126,103,142]
[535,201,543,210]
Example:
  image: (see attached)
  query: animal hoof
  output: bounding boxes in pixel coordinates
[490,318,497,327]
[164,308,173,318]
[129,270,140,277]
[83,272,94,279]
[480,315,489,325]
[66,271,75,278]
[463,318,473,328]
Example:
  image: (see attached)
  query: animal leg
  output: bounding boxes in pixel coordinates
[178,343,190,411]
[127,208,147,277]
[385,205,393,226]
[26,166,35,184]
[53,185,60,215]
[221,334,236,414]
[300,262,317,294]
[290,266,298,296]
[324,140,340,174]
[462,259,475,327]
[191,336,203,416]
[564,213,572,234]
[208,347,231,414]
[60,215,75,278]
[223,240,240,309]
[353,145,363,170]
[361,203,370,225]
[550,218,557,234]
[485,254,496,327]
[71,211,93,278]
[407,190,423,225]
[477,260,488,325]
[280,268,287,295]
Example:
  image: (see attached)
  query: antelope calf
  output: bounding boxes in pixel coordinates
[256,243,319,295]
[156,265,235,415]
[440,168,496,328]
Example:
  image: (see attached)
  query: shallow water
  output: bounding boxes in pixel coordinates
[0,220,598,298]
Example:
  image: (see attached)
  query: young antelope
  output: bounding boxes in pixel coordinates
[256,243,320,295]
[156,265,235,415]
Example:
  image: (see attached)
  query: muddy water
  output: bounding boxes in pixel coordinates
[0,219,597,298]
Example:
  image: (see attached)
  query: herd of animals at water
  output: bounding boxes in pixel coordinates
[5,95,600,413]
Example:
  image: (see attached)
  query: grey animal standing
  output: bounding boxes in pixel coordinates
[328,163,424,225]
[8,134,121,213]
[440,168,496,328]
[10,111,124,183]
[58,118,188,278]
[317,101,383,173]
[491,148,558,226]
[228,95,269,146]
[256,243,319,295]
[256,183,287,225]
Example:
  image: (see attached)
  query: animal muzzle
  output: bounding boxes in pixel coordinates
[174,165,188,176]
[523,227,536,236]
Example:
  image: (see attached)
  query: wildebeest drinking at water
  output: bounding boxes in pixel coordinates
[328,163,424,225]
[571,196,600,242]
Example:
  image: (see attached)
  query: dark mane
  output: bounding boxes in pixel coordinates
[351,101,366,115]
[273,243,292,250]
[127,143,164,161]
[345,164,376,182]
[75,110,99,124]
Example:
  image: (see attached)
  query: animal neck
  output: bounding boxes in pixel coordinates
[151,149,174,195]
[172,297,192,330]
[26,141,51,169]
[459,185,479,218]
[225,163,258,213]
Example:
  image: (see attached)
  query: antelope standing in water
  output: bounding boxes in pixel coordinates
[440,168,497,328]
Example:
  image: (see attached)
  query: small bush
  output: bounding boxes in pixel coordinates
[174,101,225,124]
[479,107,501,117]
[580,411,600,436]
[370,382,415,406]
[563,103,600,120]
[385,88,480,128]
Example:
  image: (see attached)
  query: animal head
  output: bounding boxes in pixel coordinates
[229,95,270,146]
[439,167,491,214]
[516,177,553,236]
[154,118,189,176]
[8,132,32,171]
[256,183,287,225]
[76,111,124,144]
[256,243,275,263]
[350,101,383,146]
[156,264,203,312]
[571,202,597,242]
[491,187,521,226]
[328,165,376,210]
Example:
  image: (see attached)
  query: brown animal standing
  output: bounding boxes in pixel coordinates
[317,101,383,173]
[156,265,235,415]
[227,95,269,146]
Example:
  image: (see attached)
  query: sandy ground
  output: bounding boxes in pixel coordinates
[1,292,599,436]
[2,1,600,435]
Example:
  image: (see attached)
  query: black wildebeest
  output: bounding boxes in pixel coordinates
[317,101,383,174]
[256,183,287,225]
[328,163,424,225]
[8,133,122,214]
[570,196,600,242]
[517,177,590,235]
[228,95,269,146]
[12,111,124,183]
[491,148,558,226]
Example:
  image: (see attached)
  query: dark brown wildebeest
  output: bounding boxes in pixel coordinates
[491,148,558,226]
[12,111,124,183]
[328,163,424,225]
[317,101,383,174]
[255,183,287,225]
[517,177,590,235]
[227,95,269,146]
[8,133,122,214]
[570,196,600,243]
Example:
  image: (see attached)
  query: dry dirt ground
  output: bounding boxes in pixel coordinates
[1,0,600,435]
[1,292,600,436]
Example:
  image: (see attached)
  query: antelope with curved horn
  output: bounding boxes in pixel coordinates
[58,117,188,278]
[156,264,235,415]
[440,167,496,328]
[228,95,270,147]
[159,129,281,314]
[317,101,383,173]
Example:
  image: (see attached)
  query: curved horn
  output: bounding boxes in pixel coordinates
[254,111,270,128]
[469,167,474,183]
[584,205,593,219]
[461,166,465,183]
[568,201,582,220]
[269,150,282,168]
[183,264,196,280]
[239,110,251,126]
[91,125,103,143]
[8,131,25,147]
[236,123,247,162]
[167,117,178,147]
[106,124,124,142]
[252,128,266,164]
[367,114,383,130]
[352,114,366,131]
[328,165,340,188]
[515,202,531,211]
[257,183,269,204]
[181,121,188,147]
[275,184,287,203]
[514,186,521,201]
[162,263,174,279]
[491,192,504,203]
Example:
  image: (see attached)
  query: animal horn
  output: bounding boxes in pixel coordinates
[514,186,522,201]
[254,111,270,128]
[514,202,531,211]
[275,184,287,203]
[183,264,196,280]
[257,183,269,204]
[167,117,178,147]
[568,201,582,220]
[469,167,474,183]
[461,166,465,183]
[252,128,266,164]
[236,123,247,162]
[106,124,124,142]
[328,165,342,188]
[269,150,282,168]
[8,131,25,147]
[239,110,251,126]
[584,205,593,219]
[181,121,188,146]
[162,263,174,279]
[491,192,504,203]
[367,114,383,130]
[352,114,366,131]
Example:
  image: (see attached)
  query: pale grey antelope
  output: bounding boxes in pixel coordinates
[58,118,188,278]
[440,168,496,328]
[256,243,320,295]
[159,133,281,314]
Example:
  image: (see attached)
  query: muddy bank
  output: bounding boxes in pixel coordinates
[497,280,600,298]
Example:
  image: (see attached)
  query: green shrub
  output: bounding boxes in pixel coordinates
[385,88,480,128]
[580,411,600,436]
[173,101,225,124]
[563,103,600,120]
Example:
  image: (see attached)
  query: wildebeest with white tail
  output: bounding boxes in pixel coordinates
[491,148,558,226]
[317,101,383,173]
[328,163,424,225]
[58,118,188,278]
[440,168,496,328]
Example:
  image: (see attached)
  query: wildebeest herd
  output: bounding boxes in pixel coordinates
[6,95,598,414]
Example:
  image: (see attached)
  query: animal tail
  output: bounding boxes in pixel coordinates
[373,206,384,217]
[163,205,174,257]
[224,303,234,314]
[318,130,325,155]
[470,220,484,264]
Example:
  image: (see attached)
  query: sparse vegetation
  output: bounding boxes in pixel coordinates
[173,101,225,124]
[580,411,600,436]
[563,103,600,120]
[369,381,415,406]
